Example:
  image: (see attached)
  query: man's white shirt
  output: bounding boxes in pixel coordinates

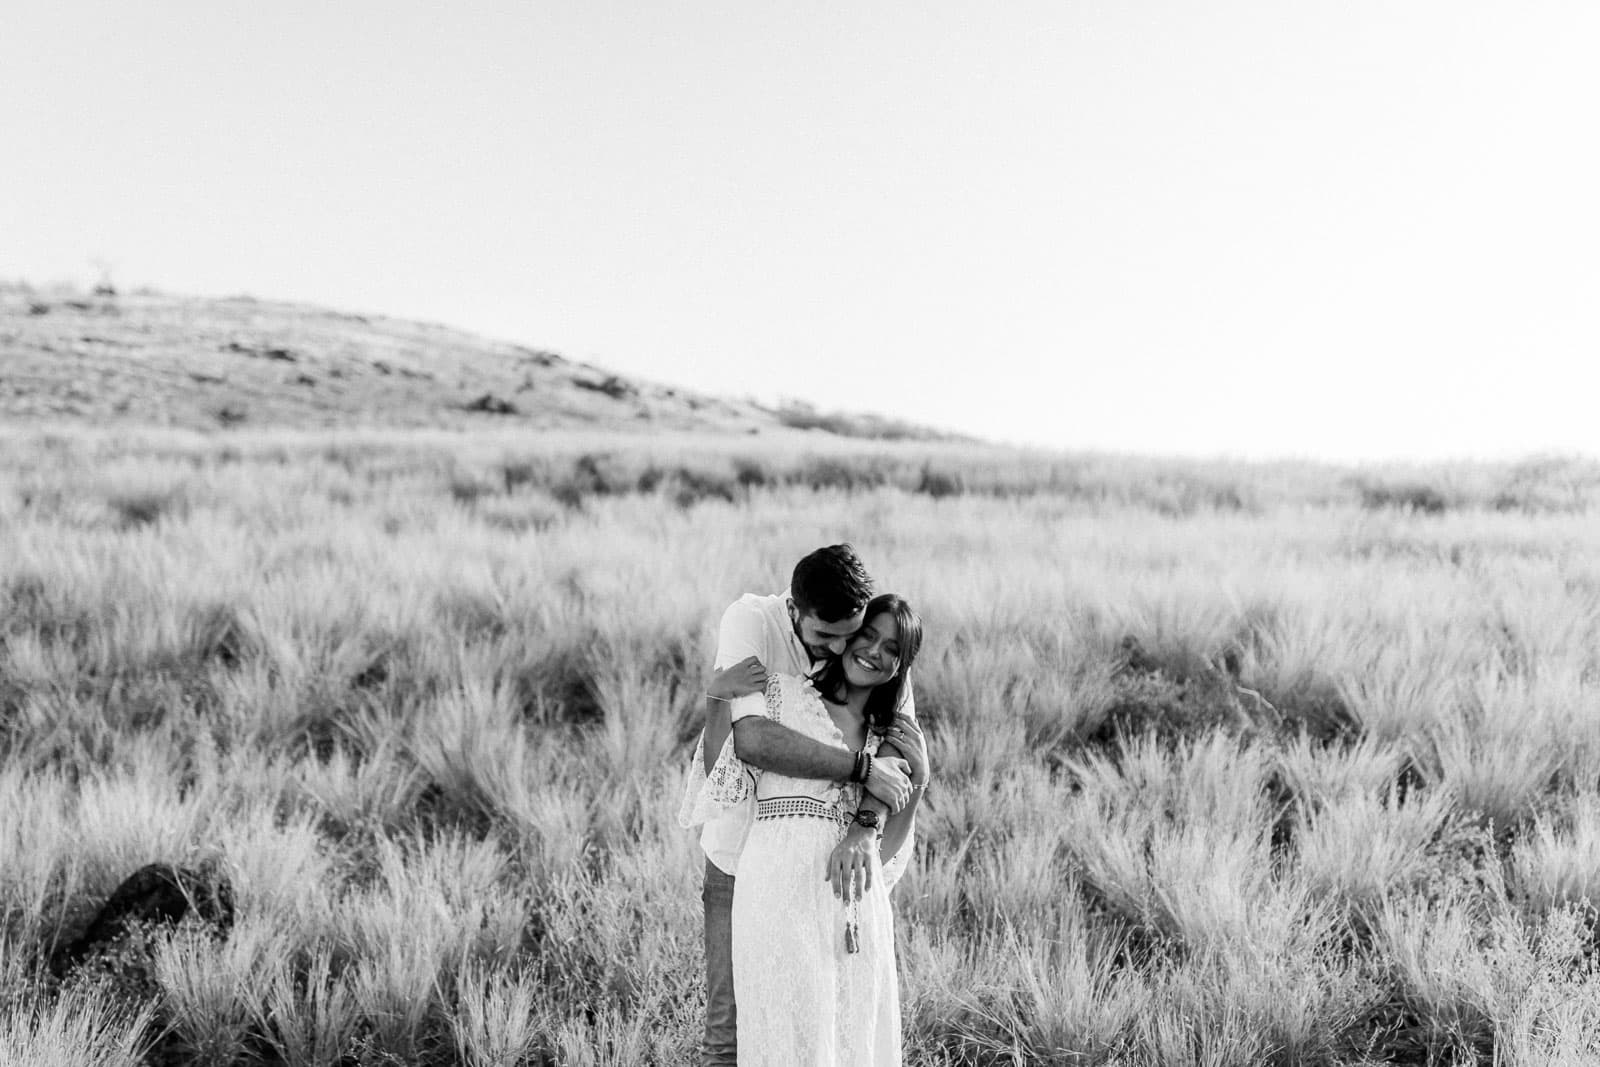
[699,590,815,875]
[695,590,916,876]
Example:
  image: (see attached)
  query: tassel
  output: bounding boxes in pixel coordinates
[845,897,860,953]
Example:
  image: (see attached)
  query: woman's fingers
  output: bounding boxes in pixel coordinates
[827,854,873,900]
[715,655,768,698]
[843,861,869,901]
[889,714,929,778]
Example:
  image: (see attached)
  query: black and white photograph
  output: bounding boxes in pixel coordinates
[4,1,1600,1064]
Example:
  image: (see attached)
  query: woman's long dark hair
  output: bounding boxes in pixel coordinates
[813,593,923,734]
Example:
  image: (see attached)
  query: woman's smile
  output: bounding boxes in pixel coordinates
[851,651,883,676]
[842,611,902,688]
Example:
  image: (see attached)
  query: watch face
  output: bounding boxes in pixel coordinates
[854,810,880,829]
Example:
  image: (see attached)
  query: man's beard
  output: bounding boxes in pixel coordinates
[793,618,833,667]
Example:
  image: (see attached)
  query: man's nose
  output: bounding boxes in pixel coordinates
[826,637,849,655]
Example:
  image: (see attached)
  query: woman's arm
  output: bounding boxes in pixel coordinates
[875,745,921,867]
[701,656,767,775]
[875,714,930,867]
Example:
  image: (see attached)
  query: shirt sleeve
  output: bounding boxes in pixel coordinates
[716,599,771,725]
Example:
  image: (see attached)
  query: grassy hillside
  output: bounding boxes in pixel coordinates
[0,283,959,441]
[3,426,1600,1064]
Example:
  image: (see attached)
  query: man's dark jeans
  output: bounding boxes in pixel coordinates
[702,858,737,1066]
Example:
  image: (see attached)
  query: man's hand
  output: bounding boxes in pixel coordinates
[825,824,878,900]
[864,756,912,813]
[708,656,768,702]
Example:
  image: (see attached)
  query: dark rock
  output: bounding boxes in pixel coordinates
[573,374,636,400]
[464,393,519,415]
[54,863,235,975]
[223,341,298,362]
[515,346,559,367]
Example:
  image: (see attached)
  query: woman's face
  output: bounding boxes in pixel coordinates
[841,611,902,689]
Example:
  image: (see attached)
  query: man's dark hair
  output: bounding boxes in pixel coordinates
[791,544,873,623]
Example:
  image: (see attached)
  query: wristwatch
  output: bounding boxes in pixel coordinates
[850,809,881,831]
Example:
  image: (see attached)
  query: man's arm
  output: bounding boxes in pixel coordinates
[732,717,912,809]
[732,716,850,778]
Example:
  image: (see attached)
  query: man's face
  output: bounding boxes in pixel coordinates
[789,600,866,663]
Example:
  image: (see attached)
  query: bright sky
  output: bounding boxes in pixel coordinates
[5,0,1598,461]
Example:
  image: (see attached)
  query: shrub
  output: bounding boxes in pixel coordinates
[916,465,963,500]
[1358,481,1449,514]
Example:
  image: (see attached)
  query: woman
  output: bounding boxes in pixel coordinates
[712,594,927,1066]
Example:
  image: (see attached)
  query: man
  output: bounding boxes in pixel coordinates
[688,544,921,1067]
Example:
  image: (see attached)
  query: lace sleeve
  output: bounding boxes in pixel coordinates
[676,729,753,829]
[763,674,786,722]
[679,676,797,828]
[880,822,915,892]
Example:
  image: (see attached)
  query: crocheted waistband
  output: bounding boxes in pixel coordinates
[755,796,848,823]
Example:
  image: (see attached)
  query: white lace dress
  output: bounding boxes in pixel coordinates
[709,673,907,1067]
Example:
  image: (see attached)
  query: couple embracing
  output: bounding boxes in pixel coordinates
[679,544,929,1066]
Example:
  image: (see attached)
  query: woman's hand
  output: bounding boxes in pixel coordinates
[825,825,878,901]
[883,714,929,787]
[707,656,768,701]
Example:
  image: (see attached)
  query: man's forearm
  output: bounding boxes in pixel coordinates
[702,697,732,776]
[732,717,855,780]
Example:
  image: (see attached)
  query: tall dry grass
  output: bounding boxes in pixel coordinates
[3,426,1600,1064]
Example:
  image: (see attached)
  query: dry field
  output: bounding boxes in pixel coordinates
[3,427,1600,1065]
